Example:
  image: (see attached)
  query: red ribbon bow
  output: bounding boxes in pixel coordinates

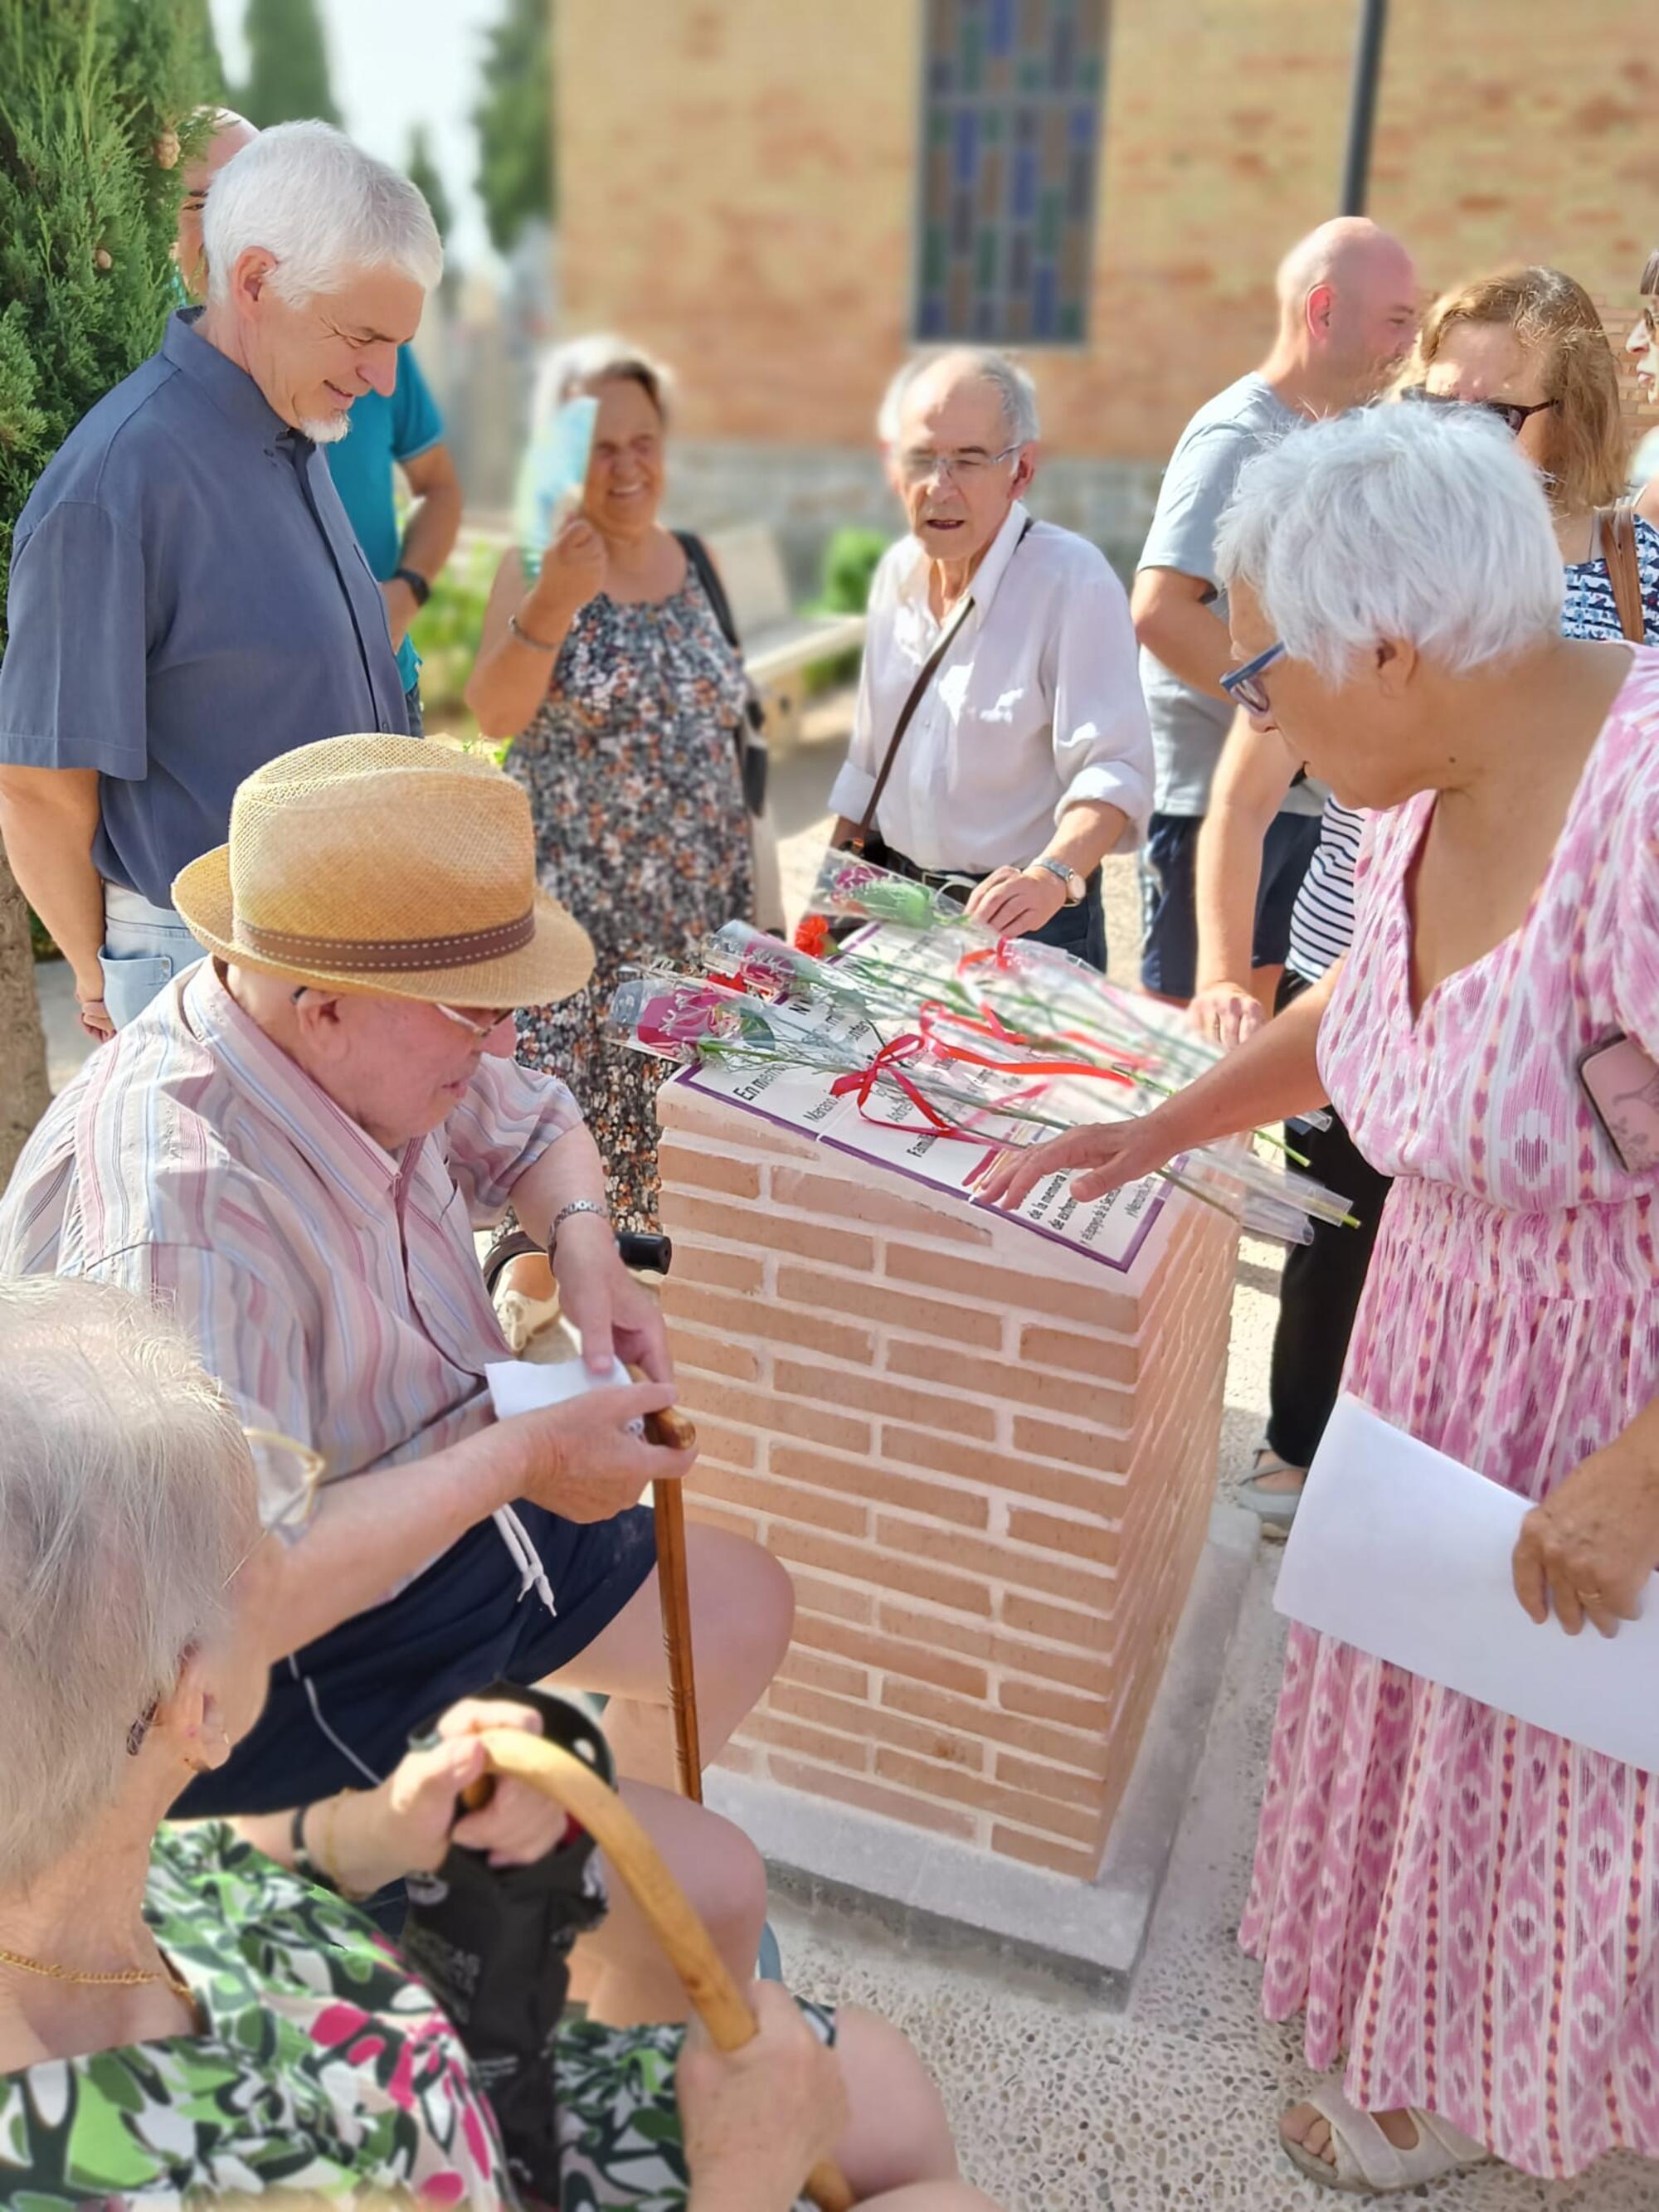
[828,1034,981,1141]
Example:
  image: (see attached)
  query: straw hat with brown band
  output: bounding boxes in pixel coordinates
[172,733,595,1009]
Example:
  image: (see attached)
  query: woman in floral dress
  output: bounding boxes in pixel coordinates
[986,405,1659,2192]
[468,337,754,1232]
[0,1276,992,2212]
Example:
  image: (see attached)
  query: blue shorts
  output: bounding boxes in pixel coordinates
[178,1503,658,1816]
[1136,809,1321,1000]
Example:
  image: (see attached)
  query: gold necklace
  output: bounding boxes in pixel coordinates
[0,1942,192,2007]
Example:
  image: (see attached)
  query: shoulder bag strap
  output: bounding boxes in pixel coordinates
[674,529,742,649]
[675,529,766,780]
[1599,505,1645,644]
[850,515,1036,853]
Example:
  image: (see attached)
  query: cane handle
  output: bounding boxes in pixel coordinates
[644,1401,697,1452]
[476,1729,854,2210]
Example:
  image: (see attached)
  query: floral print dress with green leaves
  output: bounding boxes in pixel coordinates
[0,1825,836,2211]
[0,1823,508,2206]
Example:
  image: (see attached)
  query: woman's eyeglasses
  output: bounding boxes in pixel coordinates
[1400,385,1559,437]
[244,1427,325,1552]
[1221,641,1287,717]
[125,1428,325,1757]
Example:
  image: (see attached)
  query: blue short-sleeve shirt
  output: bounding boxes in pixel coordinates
[325,345,444,693]
[0,310,407,910]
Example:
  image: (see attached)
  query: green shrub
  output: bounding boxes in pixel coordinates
[801,525,888,695]
[407,535,499,710]
[821,526,889,612]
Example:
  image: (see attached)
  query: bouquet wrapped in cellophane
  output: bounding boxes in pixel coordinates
[604,850,1356,1247]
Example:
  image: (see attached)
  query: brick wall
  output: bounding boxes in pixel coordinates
[557,1,1659,468]
[655,1079,1238,1876]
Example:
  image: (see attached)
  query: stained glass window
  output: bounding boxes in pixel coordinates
[915,0,1107,346]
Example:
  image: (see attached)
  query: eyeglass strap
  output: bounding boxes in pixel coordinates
[849,515,1036,854]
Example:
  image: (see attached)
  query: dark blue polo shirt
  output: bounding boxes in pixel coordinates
[0,310,407,909]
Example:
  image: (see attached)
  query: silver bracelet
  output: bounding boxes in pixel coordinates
[508,610,561,652]
[548,1198,610,1257]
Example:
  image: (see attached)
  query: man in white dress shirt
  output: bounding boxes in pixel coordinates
[830,348,1152,970]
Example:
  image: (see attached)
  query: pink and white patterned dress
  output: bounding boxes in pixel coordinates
[1241,648,1659,2180]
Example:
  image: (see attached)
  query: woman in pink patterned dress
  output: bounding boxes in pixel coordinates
[986,404,1659,2193]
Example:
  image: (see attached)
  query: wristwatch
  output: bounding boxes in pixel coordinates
[392,565,431,608]
[1029,857,1087,906]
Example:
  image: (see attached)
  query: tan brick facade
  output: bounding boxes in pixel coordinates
[557,1,1658,467]
[655,1079,1237,1875]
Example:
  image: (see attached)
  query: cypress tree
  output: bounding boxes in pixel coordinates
[406,123,451,246]
[473,0,554,255]
[0,0,213,1174]
[239,0,339,129]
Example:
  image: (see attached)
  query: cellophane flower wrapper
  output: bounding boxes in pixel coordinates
[606,973,857,1069]
[809,849,985,934]
[611,864,1355,1245]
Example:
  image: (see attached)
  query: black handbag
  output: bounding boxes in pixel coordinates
[676,529,769,816]
[399,1685,612,2208]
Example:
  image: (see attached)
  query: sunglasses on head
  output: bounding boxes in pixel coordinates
[1400,385,1559,437]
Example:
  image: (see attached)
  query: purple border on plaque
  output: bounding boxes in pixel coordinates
[668,1060,1166,1277]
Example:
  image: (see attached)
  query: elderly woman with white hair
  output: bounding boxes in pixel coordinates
[0,1276,998,2212]
[986,404,1659,2193]
[465,337,756,1236]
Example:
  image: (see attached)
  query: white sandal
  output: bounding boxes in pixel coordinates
[1236,1442,1306,1531]
[1280,2087,1489,2194]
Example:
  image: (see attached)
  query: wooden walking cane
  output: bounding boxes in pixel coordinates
[478,1727,856,2212]
[634,1376,704,1804]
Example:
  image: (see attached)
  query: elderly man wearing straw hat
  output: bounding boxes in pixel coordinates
[0,733,794,2023]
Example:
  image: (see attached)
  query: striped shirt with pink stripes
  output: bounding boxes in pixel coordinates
[0,962,581,1544]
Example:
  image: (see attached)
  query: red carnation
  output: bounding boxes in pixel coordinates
[793,913,830,958]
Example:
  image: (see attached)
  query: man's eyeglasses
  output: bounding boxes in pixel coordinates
[434,1003,517,1043]
[1221,641,1287,717]
[1400,385,1559,437]
[125,1427,324,1757]
[290,988,515,1045]
[896,442,1023,487]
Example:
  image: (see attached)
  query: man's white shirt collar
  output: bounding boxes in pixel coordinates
[893,498,1034,629]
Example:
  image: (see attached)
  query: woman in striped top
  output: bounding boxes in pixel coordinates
[1190,264,1659,1524]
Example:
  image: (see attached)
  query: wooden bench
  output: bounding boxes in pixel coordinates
[703,524,868,748]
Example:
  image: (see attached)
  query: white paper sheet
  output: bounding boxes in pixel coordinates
[1275,1393,1659,1772]
[486,1354,632,1419]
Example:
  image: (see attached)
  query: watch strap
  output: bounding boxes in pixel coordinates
[1031,857,1084,905]
[393,566,431,608]
[290,1805,338,1893]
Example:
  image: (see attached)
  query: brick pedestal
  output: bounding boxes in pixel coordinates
[657,1079,1238,1879]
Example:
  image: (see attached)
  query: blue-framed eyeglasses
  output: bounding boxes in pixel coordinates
[1221,641,1287,717]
